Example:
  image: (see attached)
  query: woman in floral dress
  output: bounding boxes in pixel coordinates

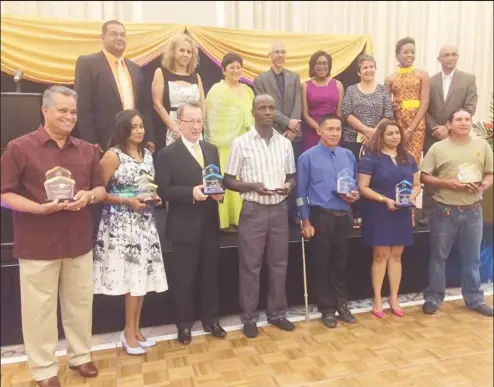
[94,110,168,355]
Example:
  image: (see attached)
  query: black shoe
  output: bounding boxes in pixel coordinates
[337,304,357,324]
[243,322,258,338]
[469,303,494,317]
[423,300,439,315]
[178,328,192,345]
[322,313,337,328]
[203,322,227,338]
[419,216,429,227]
[268,317,295,331]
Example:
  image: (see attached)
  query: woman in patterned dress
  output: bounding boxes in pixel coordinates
[94,110,168,355]
[152,33,205,150]
[385,37,430,164]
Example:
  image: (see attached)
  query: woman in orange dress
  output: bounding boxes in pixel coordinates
[385,37,430,164]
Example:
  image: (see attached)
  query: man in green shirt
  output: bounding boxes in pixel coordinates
[420,108,493,316]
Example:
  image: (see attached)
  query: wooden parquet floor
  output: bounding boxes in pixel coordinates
[2,297,493,387]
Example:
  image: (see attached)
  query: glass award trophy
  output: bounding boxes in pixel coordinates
[457,162,482,184]
[265,166,286,194]
[335,168,355,195]
[395,180,415,208]
[136,173,160,204]
[44,166,75,203]
[202,164,225,195]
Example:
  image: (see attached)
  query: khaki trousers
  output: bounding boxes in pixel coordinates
[18,251,94,381]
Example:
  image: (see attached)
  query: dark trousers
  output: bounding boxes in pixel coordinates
[238,200,289,323]
[288,136,303,220]
[170,223,219,329]
[309,208,351,314]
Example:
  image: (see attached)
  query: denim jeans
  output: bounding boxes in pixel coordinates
[424,201,484,308]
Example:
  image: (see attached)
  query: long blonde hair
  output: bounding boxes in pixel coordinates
[161,33,199,75]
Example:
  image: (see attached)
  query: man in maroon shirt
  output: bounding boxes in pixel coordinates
[1,85,106,387]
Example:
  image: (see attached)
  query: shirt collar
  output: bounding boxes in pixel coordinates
[35,126,77,148]
[103,48,124,64]
[271,67,284,77]
[442,69,455,80]
[249,126,280,140]
[181,135,200,150]
[317,142,338,155]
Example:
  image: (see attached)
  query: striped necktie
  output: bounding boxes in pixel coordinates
[192,143,204,168]
[117,59,134,110]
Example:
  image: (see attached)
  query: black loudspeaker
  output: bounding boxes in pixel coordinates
[1,92,43,153]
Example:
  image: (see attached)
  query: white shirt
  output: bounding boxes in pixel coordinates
[181,136,204,163]
[225,127,296,205]
[442,69,455,102]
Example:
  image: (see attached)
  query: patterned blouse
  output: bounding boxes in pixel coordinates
[342,84,394,142]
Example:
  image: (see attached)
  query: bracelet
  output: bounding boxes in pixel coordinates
[407,128,413,133]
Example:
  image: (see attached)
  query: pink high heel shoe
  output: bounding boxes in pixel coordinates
[372,303,384,319]
[388,298,404,317]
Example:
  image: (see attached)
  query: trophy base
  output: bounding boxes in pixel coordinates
[460,181,482,185]
[394,202,416,209]
[266,188,286,194]
[142,198,161,205]
[44,198,75,203]
[333,190,352,195]
[203,189,226,195]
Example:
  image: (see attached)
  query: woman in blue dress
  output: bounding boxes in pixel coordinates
[357,120,421,319]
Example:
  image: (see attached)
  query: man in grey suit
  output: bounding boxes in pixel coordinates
[253,42,302,223]
[420,45,478,226]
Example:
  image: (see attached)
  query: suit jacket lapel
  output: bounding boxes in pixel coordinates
[282,70,290,104]
[200,141,213,168]
[177,139,203,172]
[436,73,445,104]
[126,59,139,104]
[99,51,121,104]
[445,71,459,105]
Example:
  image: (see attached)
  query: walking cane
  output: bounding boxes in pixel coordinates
[299,218,310,322]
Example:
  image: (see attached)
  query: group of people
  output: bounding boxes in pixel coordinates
[0,19,493,387]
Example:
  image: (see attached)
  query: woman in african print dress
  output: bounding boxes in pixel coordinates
[385,37,430,164]
[94,110,168,355]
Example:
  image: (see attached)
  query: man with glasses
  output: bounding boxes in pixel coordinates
[155,101,226,345]
[420,45,478,226]
[74,20,155,153]
[254,42,302,224]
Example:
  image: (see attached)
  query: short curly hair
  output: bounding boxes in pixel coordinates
[161,33,199,74]
[309,50,332,78]
[395,37,415,55]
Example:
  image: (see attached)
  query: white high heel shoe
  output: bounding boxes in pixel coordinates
[138,337,156,348]
[121,331,145,355]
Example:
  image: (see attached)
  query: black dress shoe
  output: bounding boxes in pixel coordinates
[423,300,439,315]
[469,303,494,317]
[243,322,258,338]
[337,304,357,324]
[268,317,295,331]
[322,313,337,328]
[203,322,227,338]
[178,328,192,345]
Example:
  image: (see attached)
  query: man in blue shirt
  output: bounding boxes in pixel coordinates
[297,113,359,328]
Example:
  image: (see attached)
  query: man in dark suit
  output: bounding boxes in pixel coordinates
[420,45,478,226]
[155,101,226,345]
[74,20,154,152]
[253,42,302,223]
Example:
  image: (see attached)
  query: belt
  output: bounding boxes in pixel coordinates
[434,200,481,210]
[401,99,420,109]
[313,207,348,217]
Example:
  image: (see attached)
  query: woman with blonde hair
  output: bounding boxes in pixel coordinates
[152,33,205,150]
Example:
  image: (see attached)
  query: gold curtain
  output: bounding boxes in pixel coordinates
[0,15,373,84]
[0,15,185,84]
[186,25,373,82]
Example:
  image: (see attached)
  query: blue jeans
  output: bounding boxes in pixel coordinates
[424,201,484,308]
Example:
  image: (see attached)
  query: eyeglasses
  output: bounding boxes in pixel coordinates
[179,119,204,125]
[315,62,329,68]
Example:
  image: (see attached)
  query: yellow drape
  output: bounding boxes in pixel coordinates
[186,25,373,82]
[0,15,185,84]
[0,15,373,84]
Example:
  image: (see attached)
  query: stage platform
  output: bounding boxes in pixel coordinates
[1,207,465,348]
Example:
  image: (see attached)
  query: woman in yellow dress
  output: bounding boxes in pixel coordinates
[385,37,430,164]
[205,53,254,231]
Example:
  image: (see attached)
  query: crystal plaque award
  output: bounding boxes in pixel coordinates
[395,180,415,208]
[44,166,75,203]
[457,162,482,184]
[136,173,160,204]
[334,168,355,195]
[202,164,225,195]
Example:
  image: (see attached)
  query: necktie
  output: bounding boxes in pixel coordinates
[117,59,134,110]
[192,144,204,168]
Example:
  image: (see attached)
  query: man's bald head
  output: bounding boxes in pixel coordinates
[438,45,459,72]
[268,42,287,71]
[253,94,275,109]
[252,94,275,129]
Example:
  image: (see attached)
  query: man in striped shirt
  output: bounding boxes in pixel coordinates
[224,94,296,338]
